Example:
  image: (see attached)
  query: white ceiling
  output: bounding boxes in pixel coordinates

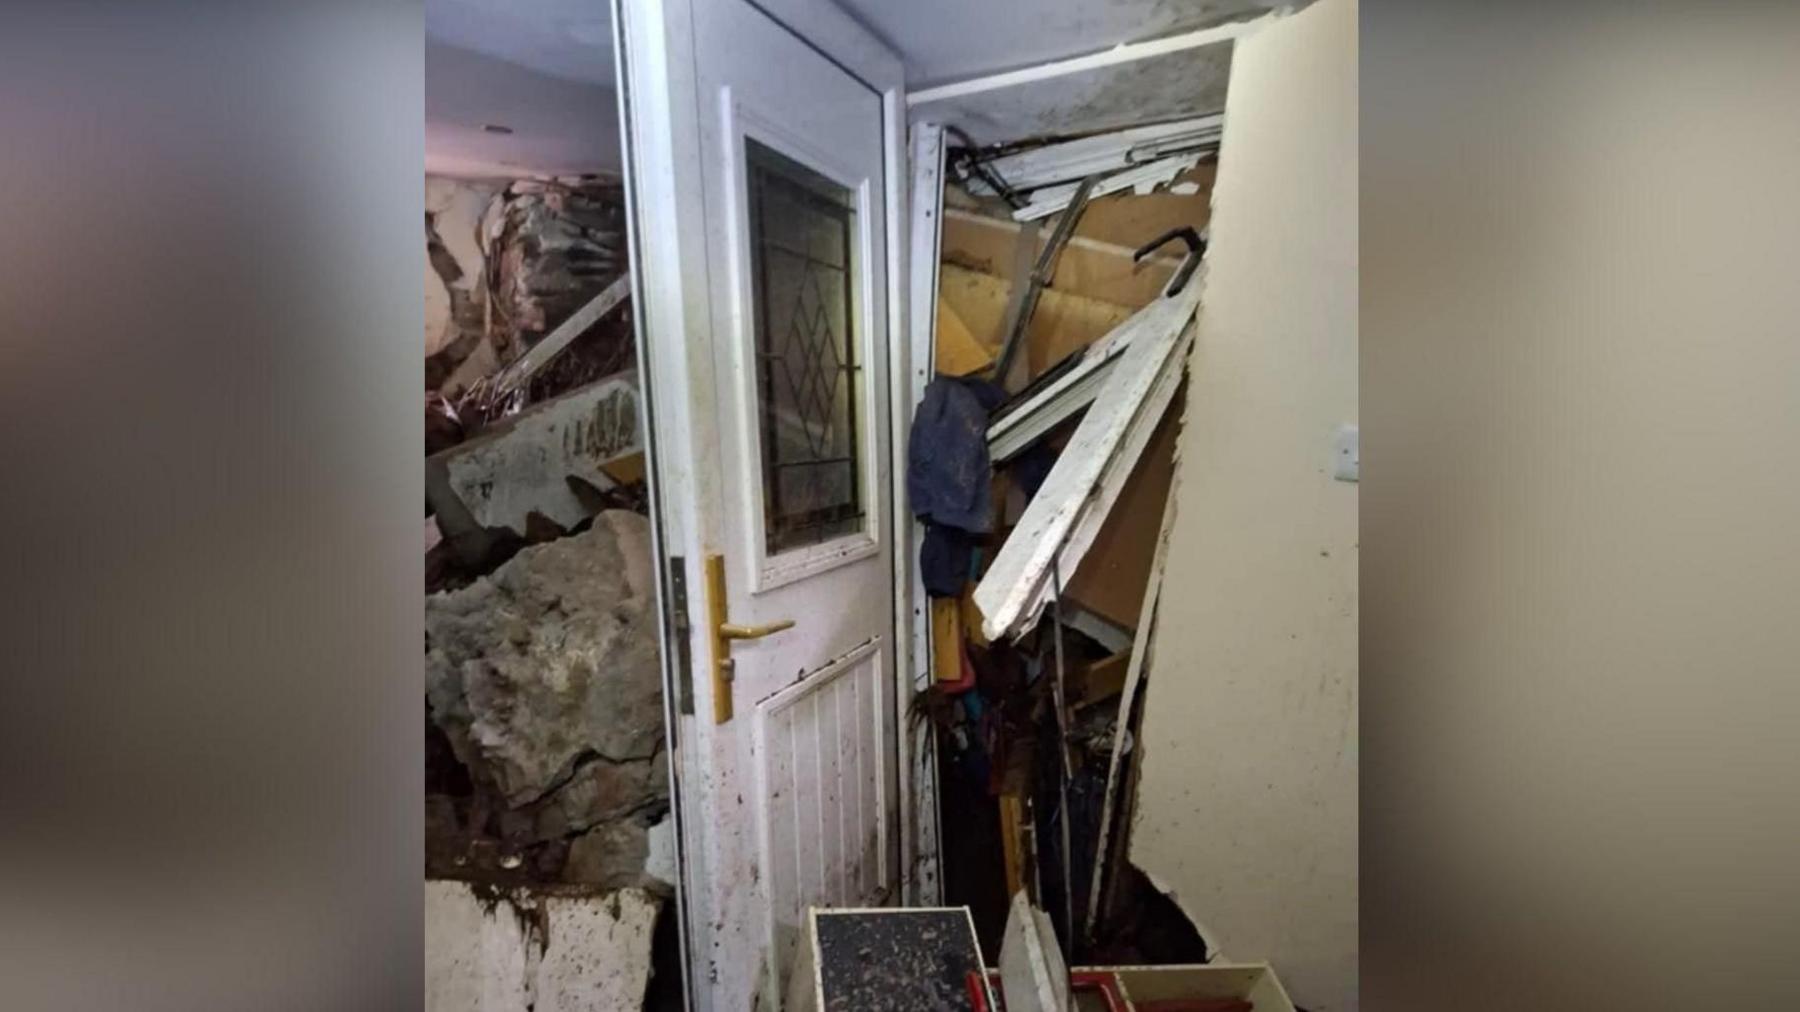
[427,0,616,87]
[426,40,623,179]
[425,0,620,179]
[911,42,1238,146]
[423,0,1285,176]
[835,0,1281,88]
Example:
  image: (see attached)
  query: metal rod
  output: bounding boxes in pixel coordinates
[988,218,1041,389]
[1050,555,1075,965]
[493,271,633,395]
[991,173,1103,390]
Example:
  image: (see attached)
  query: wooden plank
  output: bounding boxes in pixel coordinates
[987,319,1136,464]
[937,263,1135,383]
[931,597,963,682]
[943,210,1174,310]
[495,272,632,393]
[599,449,647,486]
[1071,651,1131,712]
[1065,399,1182,628]
[935,297,995,377]
[998,794,1027,901]
[1020,323,1192,633]
[1075,164,1217,249]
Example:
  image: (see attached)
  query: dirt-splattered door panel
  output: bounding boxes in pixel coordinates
[616,0,900,1008]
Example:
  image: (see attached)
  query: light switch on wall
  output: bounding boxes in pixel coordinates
[1333,424,1358,482]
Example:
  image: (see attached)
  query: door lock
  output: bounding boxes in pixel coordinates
[704,553,794,724]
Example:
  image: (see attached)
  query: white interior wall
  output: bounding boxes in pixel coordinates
[1128,1,1358,1010]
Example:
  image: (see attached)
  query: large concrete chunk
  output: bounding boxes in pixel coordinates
[424,882,660,1012]
[427,373,642,549]
[427,511,662,808]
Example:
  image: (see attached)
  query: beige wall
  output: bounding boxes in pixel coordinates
[1128,1,1358,1009]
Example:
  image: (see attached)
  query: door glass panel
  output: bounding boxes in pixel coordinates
[745,138,864,554]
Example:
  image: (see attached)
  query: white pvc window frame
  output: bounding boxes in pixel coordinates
[718,93,885,594]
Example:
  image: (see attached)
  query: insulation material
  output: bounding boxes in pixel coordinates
[1128,1,1358,1008]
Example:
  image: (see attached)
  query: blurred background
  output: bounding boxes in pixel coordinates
[0,1,1796,1009]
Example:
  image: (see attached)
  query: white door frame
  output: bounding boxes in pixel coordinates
[611,0,933,1005]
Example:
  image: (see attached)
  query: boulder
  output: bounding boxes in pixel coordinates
[426,511,663,809]
[564,820,652,891]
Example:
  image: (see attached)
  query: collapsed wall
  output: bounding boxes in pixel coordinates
[426,175,634,408]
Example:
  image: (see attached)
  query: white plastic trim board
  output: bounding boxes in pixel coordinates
[986,312,1138,463]
[965,114,1223,196]
[1013,154,1202,222]
[974,276,1202,641]
[902,121,947,905]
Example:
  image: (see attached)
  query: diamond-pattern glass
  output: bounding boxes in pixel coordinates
[746,139,864,553]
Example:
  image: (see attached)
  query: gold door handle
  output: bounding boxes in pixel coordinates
[704,554,795,724]
[719,619,795,640]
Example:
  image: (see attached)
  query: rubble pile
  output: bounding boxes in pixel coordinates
[426,511,671,892]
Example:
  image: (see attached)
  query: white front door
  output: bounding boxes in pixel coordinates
[615,0,903,1008]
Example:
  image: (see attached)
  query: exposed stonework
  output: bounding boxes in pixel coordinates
[427,174,636,450]
[484,178,629,366]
